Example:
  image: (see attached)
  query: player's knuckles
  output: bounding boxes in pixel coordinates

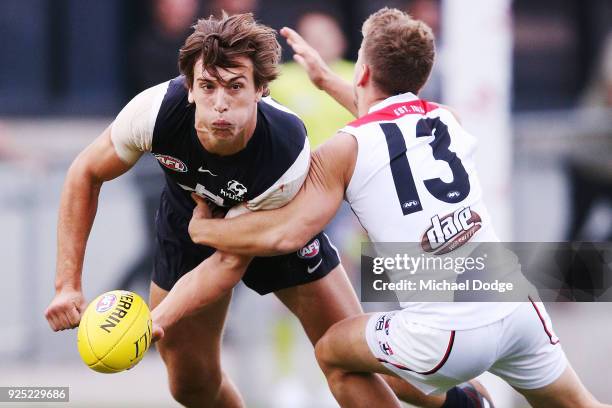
[47,307,67,329]
[48,302,74,322]
[67,310,81,326]
[50,317,62,332]
[45,314,56,330]
[45,306,61,320]
[59,315,71,330]
[50,302,69,314]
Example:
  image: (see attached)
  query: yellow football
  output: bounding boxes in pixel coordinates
[77,290,152,373]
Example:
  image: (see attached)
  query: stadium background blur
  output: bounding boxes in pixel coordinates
[1,0,611,406]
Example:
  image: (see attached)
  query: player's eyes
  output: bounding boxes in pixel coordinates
[230,83,243,90]
[200,82,215,90]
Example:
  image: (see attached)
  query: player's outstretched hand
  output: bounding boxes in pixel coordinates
[45,287,87,331]
[280,27,332,89]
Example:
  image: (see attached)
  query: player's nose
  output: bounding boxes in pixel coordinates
[213,89,229,113]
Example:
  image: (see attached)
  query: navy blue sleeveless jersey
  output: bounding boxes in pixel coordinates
[151,76,307,218]
[146,76,340,294]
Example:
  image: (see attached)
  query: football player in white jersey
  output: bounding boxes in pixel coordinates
[184,8,610,408]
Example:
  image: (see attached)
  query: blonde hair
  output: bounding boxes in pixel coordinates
[362,7,435,95]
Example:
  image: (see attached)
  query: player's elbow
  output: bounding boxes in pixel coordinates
[67,155,103,188]
[214,253,249,290]
[271,229,311,255]
[216,252,248,270]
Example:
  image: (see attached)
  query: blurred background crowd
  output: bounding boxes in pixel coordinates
[0,0,611,407]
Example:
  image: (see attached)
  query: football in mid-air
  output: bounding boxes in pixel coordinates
[77,290,152,373]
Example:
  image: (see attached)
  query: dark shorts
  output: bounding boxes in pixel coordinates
[152,192,340,295]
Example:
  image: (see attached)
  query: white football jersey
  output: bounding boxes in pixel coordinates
[341,92,520,330]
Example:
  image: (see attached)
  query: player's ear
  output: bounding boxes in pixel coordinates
[187,87,195,104]
[256,86,267,102]
[356,63,370,88]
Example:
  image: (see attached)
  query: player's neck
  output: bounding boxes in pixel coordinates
[359,93,391,117]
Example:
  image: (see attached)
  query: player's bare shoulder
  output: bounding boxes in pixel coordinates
[312,131,358,189]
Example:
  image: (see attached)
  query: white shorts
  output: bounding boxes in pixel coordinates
[365,301,567,395]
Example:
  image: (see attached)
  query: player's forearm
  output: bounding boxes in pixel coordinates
[190,215,300,256]
[152,253,248,330]
[318,72,358,117]
[55,163,102,291]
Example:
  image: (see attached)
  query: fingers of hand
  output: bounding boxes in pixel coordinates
[279,27,296,40]
[56,309,70,330]
[45,308,59,331]
[66,306,81,328]
[45,304,64,331]
[281,27,302,43]
[193,206,210,219]
[293,54,307,67]
[46,300,80,331]
[281,28,308,54]
[191,193,205,205]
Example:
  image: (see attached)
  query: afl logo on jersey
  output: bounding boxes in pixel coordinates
[421,207,482,255]
[96,294,117,313]
[403,200,420,209]
[447,191,461,199]
[297,238,320,259]
[154,154,188,172]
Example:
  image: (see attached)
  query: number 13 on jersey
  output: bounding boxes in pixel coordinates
[381,117,471,215]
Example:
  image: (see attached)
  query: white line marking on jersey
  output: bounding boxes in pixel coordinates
[198,167,218,176]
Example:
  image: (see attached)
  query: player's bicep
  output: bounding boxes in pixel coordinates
[288,132,355,231]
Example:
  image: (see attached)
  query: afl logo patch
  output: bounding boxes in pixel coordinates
[297,238,321,259]
[154,154,188,172]
[96,294,117,313]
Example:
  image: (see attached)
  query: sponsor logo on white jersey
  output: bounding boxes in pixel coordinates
[220,180,247,200]
[421,207,482,255]
[154,154,187,172]
[297,238,320,259]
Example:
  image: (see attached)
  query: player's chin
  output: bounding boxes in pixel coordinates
[211,128,236,139]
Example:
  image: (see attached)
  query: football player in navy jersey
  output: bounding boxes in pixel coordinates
[44,12,402,407]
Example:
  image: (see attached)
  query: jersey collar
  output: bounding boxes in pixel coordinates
[367,92,419,114]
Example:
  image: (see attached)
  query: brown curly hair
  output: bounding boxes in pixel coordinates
[178,13,281,96]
